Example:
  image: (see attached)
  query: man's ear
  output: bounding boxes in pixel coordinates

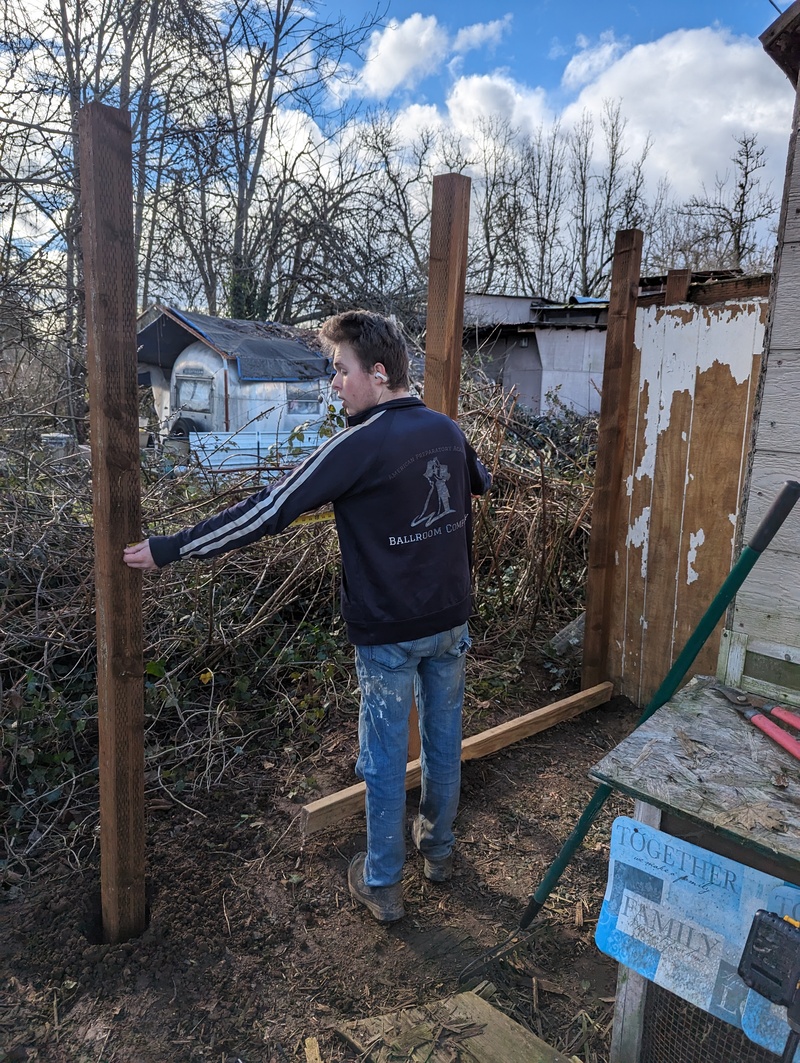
[373,363,389,382]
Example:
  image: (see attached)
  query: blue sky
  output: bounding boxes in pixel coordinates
[327,0,795,200]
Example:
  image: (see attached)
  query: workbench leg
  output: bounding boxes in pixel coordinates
[609,801,662,1063]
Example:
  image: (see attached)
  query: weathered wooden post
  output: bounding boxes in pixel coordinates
[581,229,643,691]
[78,101,146,943]
[424,173,472,420]
[410,172,473,759]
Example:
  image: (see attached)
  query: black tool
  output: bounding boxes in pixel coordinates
[738,909,800,1063]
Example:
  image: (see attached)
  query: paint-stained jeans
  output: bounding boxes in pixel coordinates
[354,623,471,887]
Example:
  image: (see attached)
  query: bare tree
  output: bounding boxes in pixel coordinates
[465,116,529,295]
[0,0,216,433]
[519,122,570,300]
[198,0,378,318]
[0,0,781,402]
[566,102,651,297]
[679,132,777,272]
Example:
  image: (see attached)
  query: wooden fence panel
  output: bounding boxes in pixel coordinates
[607,302,765,705]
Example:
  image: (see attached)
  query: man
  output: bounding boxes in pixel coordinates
[124,310,492,923]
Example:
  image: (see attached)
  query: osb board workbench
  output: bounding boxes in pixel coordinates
[589,675,800,883]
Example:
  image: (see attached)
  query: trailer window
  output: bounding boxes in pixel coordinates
[286,382,321,416]
[176,376,213,413]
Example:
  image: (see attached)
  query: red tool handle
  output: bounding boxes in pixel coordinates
[767,704,800,731]
[752,713,800,762]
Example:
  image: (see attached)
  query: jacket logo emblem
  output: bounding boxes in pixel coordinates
[411,458,455,528]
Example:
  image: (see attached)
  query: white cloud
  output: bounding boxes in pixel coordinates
[347,19,794,213]
[358,15,449,99]
[392,103,447,145]
[453,16,512,55]
[445,73,552,137]
[354,13,513,100]
[548,38,568,61]
[562,31,627,90]
[560,27,794,199]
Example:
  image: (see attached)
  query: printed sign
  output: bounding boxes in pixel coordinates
[595,817,800,1059]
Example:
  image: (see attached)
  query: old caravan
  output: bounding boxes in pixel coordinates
[136,305,333,469]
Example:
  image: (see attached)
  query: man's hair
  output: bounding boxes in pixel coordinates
[319,310,410,391]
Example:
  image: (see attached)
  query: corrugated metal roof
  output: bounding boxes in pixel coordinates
[136,305,330,381]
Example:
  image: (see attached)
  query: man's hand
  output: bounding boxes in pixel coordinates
[123,540,158,572]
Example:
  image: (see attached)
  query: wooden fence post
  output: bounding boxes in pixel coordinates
[78,101,146,943]
[424,173,471,420]
[405,172,472,759]
[582,229,643,691]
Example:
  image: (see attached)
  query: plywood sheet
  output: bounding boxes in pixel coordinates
[640,363,694,698]
[673,316,761,675]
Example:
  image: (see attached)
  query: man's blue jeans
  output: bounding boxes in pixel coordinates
[354,623,471,887]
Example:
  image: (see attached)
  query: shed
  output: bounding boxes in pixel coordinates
[463,277,767,420]
[463,292,608,415]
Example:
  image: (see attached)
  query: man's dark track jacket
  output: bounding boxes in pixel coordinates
[149,396,492,646]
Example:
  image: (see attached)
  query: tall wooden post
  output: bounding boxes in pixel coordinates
[405,172,472,760]
[424,173,471,419]
[581,229,643,691]
[78,102,146,942]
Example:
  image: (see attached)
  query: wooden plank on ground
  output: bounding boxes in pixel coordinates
[337,990,575,1063]
[301,682,612,834]
[582,229,643,689]
[78,101,146,943]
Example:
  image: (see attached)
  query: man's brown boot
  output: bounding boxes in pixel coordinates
[348,852,404,922]
[411,817,454,883]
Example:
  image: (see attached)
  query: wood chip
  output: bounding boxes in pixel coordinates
[632,739,658,768]
[303,1037,323,1063]
[675,729,713,760]
[537,978,567,996]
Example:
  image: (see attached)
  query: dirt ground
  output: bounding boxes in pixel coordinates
[2,678,640,1063]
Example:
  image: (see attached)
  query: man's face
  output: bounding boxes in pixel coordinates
[331,342,383,416]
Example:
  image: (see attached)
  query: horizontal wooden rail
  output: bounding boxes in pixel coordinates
[301,682,613,835]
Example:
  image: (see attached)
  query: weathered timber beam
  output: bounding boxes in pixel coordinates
[761,0,800,86]
[79,101,146,943]
[581,230,643,690]
[300,681,613,835]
